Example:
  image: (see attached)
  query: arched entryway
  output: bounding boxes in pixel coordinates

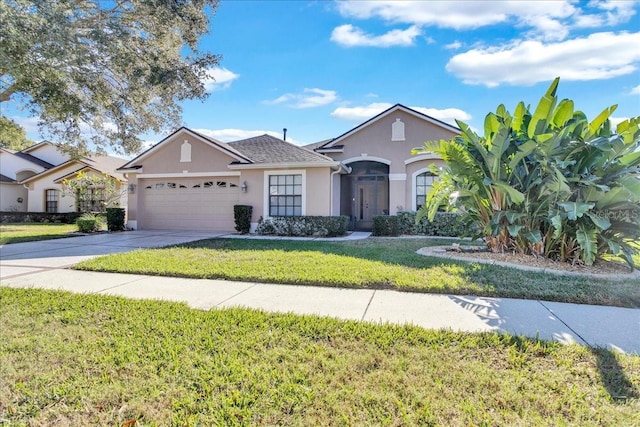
[340,161,389,230]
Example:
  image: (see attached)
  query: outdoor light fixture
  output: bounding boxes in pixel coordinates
[128,184,136,194]
[241,181,248,193]
[16,197,23,203]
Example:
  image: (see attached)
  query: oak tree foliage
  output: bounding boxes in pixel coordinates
[0,0,220,155]
[0,115,33,150]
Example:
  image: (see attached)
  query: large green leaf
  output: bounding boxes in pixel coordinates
[552,99,574,128]
[493,182,525,205]
[585,212,611,231]
[588,105,617,137]
[558,202,594,220]
[522,230,542,243]
[528,77,559,138]
[507,224,524,237]
[550,214,563,239]
[576,225,597,265]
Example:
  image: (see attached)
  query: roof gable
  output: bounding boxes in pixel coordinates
[118,127,251,170]
[22,154,127,184]
[317,104,460,150]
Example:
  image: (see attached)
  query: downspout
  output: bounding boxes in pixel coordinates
[329,162,351,216]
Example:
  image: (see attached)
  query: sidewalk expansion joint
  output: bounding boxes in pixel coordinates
[214,282,260,307]
[95,276,150,294]
[537,300,590,347]
[361,290,376,322]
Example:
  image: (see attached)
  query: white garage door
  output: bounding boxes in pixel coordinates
[140,178,239,231]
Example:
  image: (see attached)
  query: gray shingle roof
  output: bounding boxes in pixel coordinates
[0,173,16,183]
[228,134,335,164]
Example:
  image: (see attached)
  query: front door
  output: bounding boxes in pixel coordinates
[340,161,390,231]
[355,182,376,230]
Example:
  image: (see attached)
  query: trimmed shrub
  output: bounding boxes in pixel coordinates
[372,215,399,236]
[256,216,349,237]
[396,210,471,237]
[106,207,126,231]
[76,213,103,233]
[234,205,253,234]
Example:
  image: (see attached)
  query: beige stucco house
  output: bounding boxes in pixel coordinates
[119,104,459,231]
[0,141,127,214]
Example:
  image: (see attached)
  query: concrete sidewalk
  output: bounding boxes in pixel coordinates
[1,230,638,355]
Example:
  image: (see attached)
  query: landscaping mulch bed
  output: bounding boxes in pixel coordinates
[435,244,635,276]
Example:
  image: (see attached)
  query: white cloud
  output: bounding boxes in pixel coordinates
[335,1,577,40]
[265,88,337,108]
[334,0,637,42]
[575,0,638,28]
[192,128,298,144]
[330,103,471,125]
[202,67,239,91]
[331,102,393,121]
[631,84,640,95]
[444,40,463,50]
[330,24,421,47]
[446,31,640,87]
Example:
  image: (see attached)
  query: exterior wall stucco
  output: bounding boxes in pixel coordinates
[138,134,238,174]
[27,164,82,212]
[329,110,457,174]
[25,144,70,166]
[0,183,28,212]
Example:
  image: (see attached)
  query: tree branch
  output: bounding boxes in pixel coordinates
[0,82,19,103]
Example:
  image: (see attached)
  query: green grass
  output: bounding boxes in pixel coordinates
[1,287,638,426]
[76,237,640,308]
[0,223,78,245]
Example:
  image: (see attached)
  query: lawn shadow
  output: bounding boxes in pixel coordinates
[591,347,640,403]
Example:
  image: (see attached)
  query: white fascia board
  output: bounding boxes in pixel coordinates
[228,162,339,170]
[404,153,442,165]
[137,171,241,178]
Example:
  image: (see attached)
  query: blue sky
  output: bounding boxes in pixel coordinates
[7,0,640,151]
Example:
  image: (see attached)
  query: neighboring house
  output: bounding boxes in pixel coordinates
[119,104,459,231]
[0,141,127,214]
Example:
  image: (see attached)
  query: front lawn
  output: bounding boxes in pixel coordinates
[0,223,77,245]
[75,238,640,308]
[1,288,638,425]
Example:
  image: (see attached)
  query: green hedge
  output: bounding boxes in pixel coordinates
[234,205,253,234]
[106,207,125,231]
[256,216,349,237]
[372,216,399,236]
[373,211,471,237]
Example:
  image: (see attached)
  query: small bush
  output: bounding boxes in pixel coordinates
[106,207,125,231]
[256,216,349,237]
[372,215,399,236]
[76,213,103,233]
[233,205,253,234]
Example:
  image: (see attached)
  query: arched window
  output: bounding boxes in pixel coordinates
[416,171,437,210]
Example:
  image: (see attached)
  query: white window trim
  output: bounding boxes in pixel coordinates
[44,188,60,213]
[263,169,306,218]
[341,156,391,166]
[411,167,436,211]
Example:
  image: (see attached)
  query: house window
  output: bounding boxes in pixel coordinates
[416,171,437,210]
[269,174,302,216]
[45,189,59,213]
[76,188,106,212]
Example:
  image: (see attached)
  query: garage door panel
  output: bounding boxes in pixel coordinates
[140,178,239,231]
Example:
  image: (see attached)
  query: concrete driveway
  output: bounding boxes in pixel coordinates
[0,230,228,280]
